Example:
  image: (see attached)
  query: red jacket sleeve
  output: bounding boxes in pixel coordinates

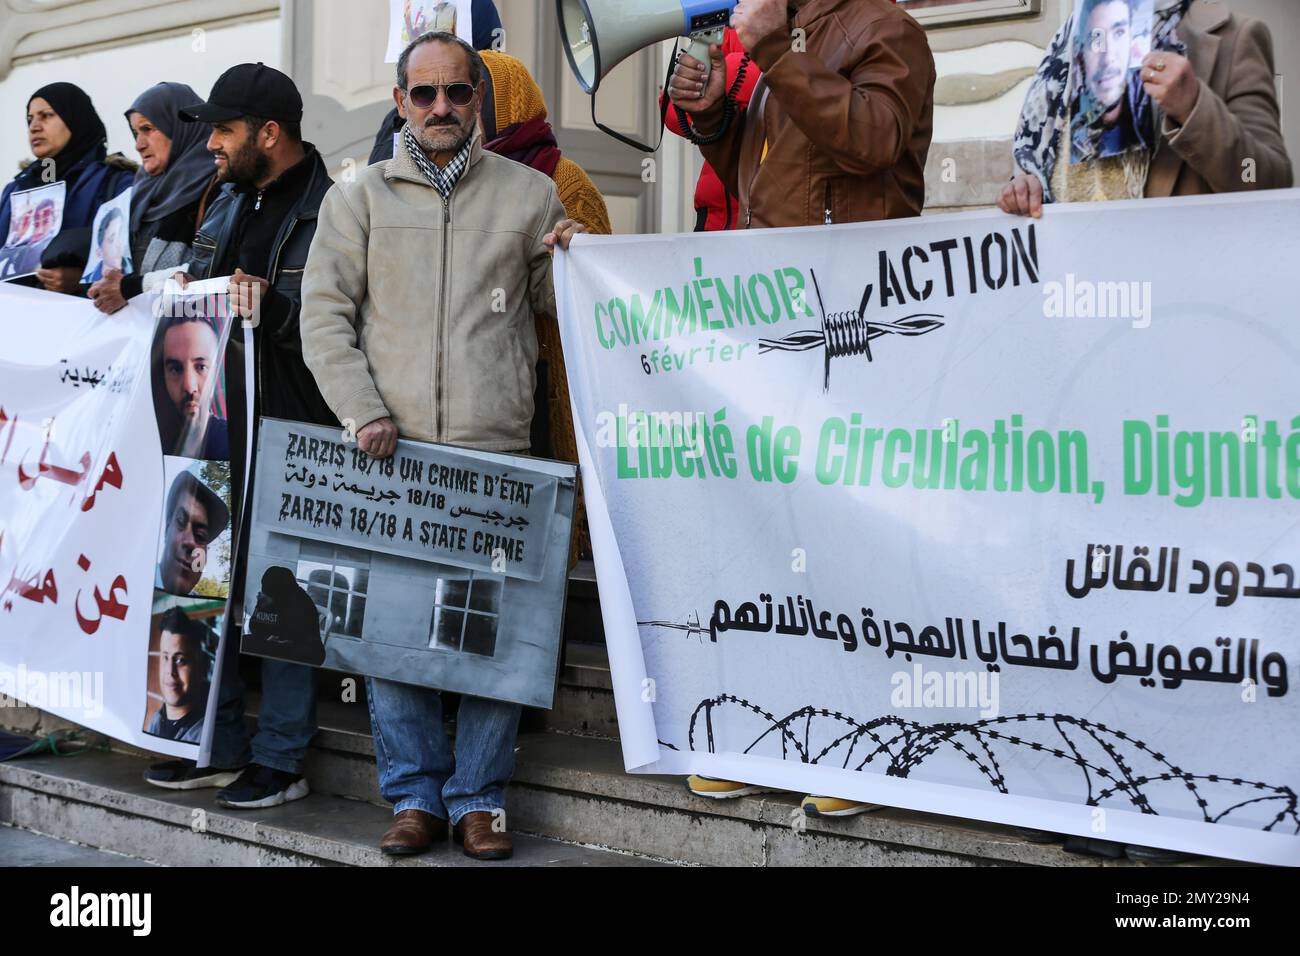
[662,28,759,137]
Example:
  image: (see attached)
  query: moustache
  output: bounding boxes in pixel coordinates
[425,117,460,128]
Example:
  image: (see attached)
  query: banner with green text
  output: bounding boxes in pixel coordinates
[554,191,1300,865]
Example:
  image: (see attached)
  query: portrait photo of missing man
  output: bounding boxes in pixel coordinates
[0,182,65,280]
[143,598,219,745]
[1069,0,1156,164]
[81,193,133,284]
[156,460,232,599]
[150,310,231,461]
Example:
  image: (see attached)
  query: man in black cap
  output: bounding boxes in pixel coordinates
[143,63,334,811]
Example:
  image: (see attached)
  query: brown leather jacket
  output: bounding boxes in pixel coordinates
[697,0,935,229]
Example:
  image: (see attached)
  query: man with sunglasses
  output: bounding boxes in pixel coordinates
[301,31,583,861]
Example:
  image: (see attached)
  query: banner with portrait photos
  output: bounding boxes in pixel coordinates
[0,280,249,760]
[554,191,1300,866]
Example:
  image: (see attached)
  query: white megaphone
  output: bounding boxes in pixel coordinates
[558,0,737,94]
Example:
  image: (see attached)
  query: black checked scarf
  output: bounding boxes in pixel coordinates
[403,122,472,200]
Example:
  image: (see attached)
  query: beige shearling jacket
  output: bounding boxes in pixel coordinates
[300,128,566,451]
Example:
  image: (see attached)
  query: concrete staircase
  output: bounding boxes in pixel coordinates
[0,638,657,867]
[0,642,1222,868]
[1,628,1226,867]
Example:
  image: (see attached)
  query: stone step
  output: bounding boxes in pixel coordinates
[3,649,1230,867]
[0,821,156,867]
[1,704,1228,867]
[300,703,1220,867]
[0,751,665,867]
[542,641,619,738]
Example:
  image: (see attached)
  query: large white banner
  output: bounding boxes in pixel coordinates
[0,282,245,759]
[555,191,1300,866]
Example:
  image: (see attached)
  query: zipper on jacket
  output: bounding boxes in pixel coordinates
[268,219,298,288]
[435,193,451,441]
[824,181,833,225]
[744,157,760,227]
[743,86,770,229]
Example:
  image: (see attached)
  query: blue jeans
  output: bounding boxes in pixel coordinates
[209,625,318,775]
[365,677,521,824]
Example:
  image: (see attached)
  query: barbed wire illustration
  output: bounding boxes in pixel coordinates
[681,695,1298,832]
[758,268,944,390]
[637,612,706,641]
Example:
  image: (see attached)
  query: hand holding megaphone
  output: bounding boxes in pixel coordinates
[668,43,727,116]
[557,0,742,150]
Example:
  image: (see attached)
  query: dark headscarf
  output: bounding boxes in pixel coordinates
[27,83,108,180]
[124,82,215,236]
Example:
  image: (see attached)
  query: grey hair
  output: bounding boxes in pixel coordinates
[396,31,484,90]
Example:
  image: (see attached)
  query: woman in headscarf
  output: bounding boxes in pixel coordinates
[0,82,136,292]
[478,49,610,563]
[480,50,610,234]
[998,0,1291,216]
[88,82,220,314]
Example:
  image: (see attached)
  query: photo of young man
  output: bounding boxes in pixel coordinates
[151,313,231,460]
[0,183,65,280]
[81,193,134,284]
[156,466,231,598]
[144,605,213,745]
[1069,0,1156,162]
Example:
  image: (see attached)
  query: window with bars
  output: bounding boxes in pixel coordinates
[295,540,370,640]
[429,572,504,658]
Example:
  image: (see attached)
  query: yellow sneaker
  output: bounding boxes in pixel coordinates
[686,775,781,799]
[802,794,882,817]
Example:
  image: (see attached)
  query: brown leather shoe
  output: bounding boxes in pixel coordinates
[453,811,513,860]
[380,809,447,856]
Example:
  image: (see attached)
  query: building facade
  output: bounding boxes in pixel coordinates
[3,0,1295,234]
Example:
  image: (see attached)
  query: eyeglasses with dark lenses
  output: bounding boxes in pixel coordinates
[408,83,476,109]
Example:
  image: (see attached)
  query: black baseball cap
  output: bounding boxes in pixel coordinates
[179,63,303,124]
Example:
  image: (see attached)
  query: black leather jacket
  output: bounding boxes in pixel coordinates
[190,144,337,430]
[189,145,338,608]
